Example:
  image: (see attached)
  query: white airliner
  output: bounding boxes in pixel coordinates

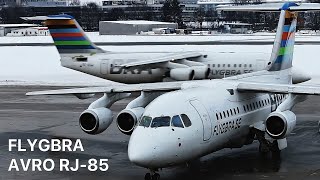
[22,15,310,84]
[26,3,320,180]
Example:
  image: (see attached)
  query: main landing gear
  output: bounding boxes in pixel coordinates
[253,128,281,159]
[145,170,160,180]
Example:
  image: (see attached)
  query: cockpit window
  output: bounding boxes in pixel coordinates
[171,115,184,128]
[151,116,170,128]
[181,114,192,127]
[139,116,152,127]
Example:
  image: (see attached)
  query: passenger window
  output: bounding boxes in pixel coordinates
[151,116,170,128]
[228,64,230,67]
[216,113,219,120]
[218,64,220,67]
[219,113,222,119]
[253,103,256,109]
[239,64,242,67]
[244,64,247,67]
[230,109,233,116]
[246,105,249,111]
[243,105,246,112]
[234,108,237,114]
[223,111,226,118]
[234,64,237,67]
[249,64,252,67]
[227,110,229,117]
[223,64,225,67]
[213,64,215,67]
[249,104,252,110]
[139,116,152,127]
[259,101,262,107]
[237,107,240,113]
[171,115,184,128]
[181,114,192,127]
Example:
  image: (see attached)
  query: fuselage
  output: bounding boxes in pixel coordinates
[128,80,288,168]
[60,51,268,84]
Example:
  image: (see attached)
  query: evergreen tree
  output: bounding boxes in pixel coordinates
[162,0,183,28]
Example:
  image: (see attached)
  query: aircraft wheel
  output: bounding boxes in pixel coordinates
[152,173,160,180]
[145,173,152,180]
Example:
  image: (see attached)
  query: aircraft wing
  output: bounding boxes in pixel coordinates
[26,81,185,96]
[218,3,320,12]
[120,52,204,68]
[237,82,320,95]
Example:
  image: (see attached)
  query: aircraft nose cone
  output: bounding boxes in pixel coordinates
[128,129,156,167]
[128,145,155,167]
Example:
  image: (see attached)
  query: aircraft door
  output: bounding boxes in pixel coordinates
[100,61,109,75]
[190,99,212,141]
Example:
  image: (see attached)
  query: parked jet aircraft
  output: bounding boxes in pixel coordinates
[22,15,310,84]
[26,3,320,180]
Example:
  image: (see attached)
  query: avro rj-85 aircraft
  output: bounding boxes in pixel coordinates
[22,14,310,84]
[27,3,320,180]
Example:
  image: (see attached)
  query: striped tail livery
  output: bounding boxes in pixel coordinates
[268,2,298,72]
[45,14,105,54]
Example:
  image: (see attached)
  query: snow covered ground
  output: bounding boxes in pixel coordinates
[1,42,320,86]
[1,32,320,44]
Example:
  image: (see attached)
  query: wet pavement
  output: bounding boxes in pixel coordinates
[0,86,319,180]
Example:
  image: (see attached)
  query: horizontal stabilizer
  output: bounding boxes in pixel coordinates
[218,3,320,12]
[21,15,73,21]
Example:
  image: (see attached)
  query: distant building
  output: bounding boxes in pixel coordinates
[0,0,17,6]
[6,27,49,36]
[0,24,39,36]
[222,22,252,34]
[99,20,177,35]
[21,0,68,7]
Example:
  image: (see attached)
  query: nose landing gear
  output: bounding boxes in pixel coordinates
[145,170,160,180]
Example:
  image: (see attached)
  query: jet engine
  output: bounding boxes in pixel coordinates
[116,107,144,135]
[169,68,195,81]
[265,111,296,139]
[192,66,210,80]
[79,107,113,135]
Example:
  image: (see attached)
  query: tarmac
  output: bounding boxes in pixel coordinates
[0,86,319,180]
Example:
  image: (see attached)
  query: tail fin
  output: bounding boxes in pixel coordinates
[268,2,298,72]
[45,15,105,54]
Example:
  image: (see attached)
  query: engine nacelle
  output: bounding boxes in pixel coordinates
[79,107,113,135]
[265,110,296,139]
[170,68,194,81]
[116,107,144,135]
[192,66,210,80]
